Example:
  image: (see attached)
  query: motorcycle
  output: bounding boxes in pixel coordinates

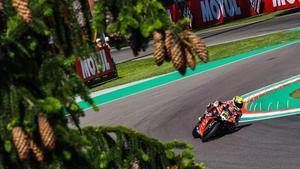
[192,107,236,142]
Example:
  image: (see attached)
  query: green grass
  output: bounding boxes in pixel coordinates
[290,89,300,98]
[91,29,300,92]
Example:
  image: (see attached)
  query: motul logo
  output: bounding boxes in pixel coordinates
[272,0,300,7]
[200,0,241,23]
[80,49,110,79]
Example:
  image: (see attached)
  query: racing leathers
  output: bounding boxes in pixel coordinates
[200,100,242,125]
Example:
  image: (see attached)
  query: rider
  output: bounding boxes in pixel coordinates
[200,96,244,125]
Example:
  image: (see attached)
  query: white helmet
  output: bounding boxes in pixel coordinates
[96,38,101,43]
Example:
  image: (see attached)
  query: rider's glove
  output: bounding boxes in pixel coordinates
[213,101,220,107]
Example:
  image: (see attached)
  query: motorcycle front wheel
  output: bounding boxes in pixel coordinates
[192,123,201,138]
[201,121,220,142]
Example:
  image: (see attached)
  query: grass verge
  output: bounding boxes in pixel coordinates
[290,89,300,98]
[91,29,300,92]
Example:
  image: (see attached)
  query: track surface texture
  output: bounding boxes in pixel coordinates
[81,42,300,169]
[111,11,300,63]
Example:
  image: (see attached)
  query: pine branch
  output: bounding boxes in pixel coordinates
[0,0,207,168]
[83,126,205,169]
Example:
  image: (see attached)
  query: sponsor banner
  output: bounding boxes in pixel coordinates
[166,0,258,28]
[249,0,263,14]
[263,0,300,13]
[75,45,116,82]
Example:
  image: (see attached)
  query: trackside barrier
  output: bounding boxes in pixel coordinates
[263,0,300,13]
[75,45,118,86]
[165,0,299,28]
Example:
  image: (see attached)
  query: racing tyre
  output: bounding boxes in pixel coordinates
[202,121,220,142]
[192,124,201,138]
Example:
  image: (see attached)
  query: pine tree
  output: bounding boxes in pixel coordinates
[0,0,207,168]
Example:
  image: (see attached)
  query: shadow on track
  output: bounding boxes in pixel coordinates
[276,8,300,17]
[203,123,253,143]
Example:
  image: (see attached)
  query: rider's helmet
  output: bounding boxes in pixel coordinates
[96,38,101,43]
[232,96,244,111]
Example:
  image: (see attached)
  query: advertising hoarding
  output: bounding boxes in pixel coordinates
[263,0,300,13]
[166,0,258,28]
[75,45,117,86]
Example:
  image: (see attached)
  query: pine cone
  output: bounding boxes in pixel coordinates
[153,31,166,66]
[131,160,141,169]
[12,127,30,160]
[11,0,32,22]
[105,10,114,24]
[153,31,164,42]
[185,47,195,69]
[29,139,44,162]
[38,115,55,150]
[168,165,179,169]
[72,0,86,29]
[182,31,208,62]
[170,36,185,71]
[0,0,3,11]
[164,30,173,61]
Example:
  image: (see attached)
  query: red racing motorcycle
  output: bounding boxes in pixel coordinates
[192,106,236,142]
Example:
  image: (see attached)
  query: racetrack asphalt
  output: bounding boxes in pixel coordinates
[111,11,300,63]
[81,42,300,169]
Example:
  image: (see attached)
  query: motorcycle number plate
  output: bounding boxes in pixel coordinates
[220,111,229,121]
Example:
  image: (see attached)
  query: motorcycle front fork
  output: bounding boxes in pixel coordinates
[198,115,205,123]
[198,111,208,122]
